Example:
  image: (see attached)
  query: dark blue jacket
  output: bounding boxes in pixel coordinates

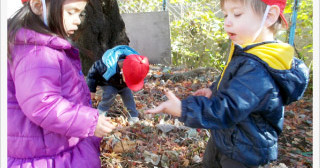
[179,42,309,166]
[86,58,126,92]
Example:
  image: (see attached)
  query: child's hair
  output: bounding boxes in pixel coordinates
[9,0,65,41]
[7,0,88,58]
[220,0,284,33]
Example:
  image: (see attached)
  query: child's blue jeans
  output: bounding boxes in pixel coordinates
[98,85,139,118]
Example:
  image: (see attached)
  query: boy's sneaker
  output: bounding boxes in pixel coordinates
[128,117,139,125]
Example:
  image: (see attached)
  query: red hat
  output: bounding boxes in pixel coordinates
[260,0,288,28]
[122,54,149,91]
[21,0,29,3]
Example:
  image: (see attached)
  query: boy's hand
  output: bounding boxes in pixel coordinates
[192,88,212,98]
[94,115,116,138]
[145,90,182,117]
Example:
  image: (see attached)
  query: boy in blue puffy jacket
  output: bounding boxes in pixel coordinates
[87,45,149,124]
[145,0,309,167]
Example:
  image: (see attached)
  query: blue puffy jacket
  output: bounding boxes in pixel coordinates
[179,42,309,166]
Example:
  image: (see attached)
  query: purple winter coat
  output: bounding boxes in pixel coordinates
[7,28,101,168]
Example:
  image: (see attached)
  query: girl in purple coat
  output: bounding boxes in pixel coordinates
[7,0,116,167]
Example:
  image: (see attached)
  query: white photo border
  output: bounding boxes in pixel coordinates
[0,0,7,168]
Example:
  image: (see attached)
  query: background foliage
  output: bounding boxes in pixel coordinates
[285,0,313,64]
[118,0,313,71]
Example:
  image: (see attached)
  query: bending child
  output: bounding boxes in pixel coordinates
[145,0,309,167]
[7,0,116,167]
[86,46,149,125]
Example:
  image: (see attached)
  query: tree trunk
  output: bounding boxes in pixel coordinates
[71,0,130,75]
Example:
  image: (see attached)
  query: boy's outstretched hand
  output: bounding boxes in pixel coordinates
[145,90,182,117]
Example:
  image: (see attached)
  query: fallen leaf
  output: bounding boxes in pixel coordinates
[113,140,136,153]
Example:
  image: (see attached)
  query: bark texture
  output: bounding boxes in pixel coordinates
[72,0,130,75]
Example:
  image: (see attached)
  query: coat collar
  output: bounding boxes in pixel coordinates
[14,28,72,50]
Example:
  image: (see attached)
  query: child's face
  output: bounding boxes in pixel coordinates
[63,0,87,36]
[222,0,263,45]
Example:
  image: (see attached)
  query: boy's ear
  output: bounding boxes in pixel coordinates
[265,5,281,27]
[29,0,43,15]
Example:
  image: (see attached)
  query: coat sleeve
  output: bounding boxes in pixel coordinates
[13,48,98,138]
[86,60,101,92]
[209,75,220,91]
[179,61,275,129]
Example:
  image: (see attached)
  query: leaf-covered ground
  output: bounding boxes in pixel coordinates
[91,65,313,168]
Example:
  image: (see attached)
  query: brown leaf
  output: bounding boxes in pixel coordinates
[182,158,190,167]
[113,140,136,153]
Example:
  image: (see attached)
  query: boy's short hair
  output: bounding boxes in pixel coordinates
[220,0,287,34]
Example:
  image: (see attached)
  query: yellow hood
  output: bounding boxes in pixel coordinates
[217,42,294,90]
[242,42,294,70]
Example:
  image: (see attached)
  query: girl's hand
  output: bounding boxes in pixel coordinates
[192,88,212,98]
[94,115,116,138]
[90,92,96,100]
[145,90,182,117]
